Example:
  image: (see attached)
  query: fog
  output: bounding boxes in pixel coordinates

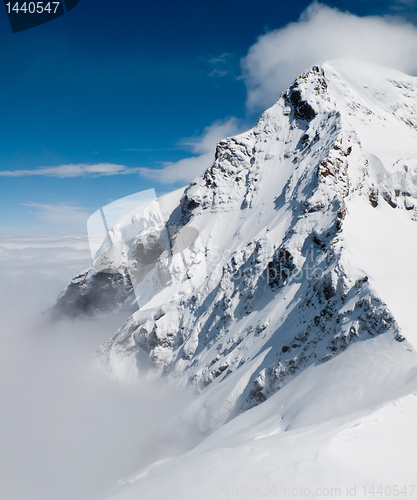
[0,234,201,500]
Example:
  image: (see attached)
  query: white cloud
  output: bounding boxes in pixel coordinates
[0,122,242,187]
[241,2,417,111]
[202,52,236,78]
[24,203,91,232]
[138,118,242,184]
[208,53,231,65]
[0,163,140,178]
[122,147,179,152]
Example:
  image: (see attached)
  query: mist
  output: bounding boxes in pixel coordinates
[0,233,201,500]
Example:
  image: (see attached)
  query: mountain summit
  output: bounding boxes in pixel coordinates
[55,60,417,431]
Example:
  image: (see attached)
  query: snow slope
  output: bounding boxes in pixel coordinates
[106,334,417,500]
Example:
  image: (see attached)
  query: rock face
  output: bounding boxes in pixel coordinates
[57,60,417,430]
[52,268,134,319]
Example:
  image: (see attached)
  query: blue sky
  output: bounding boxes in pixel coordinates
[1,0,417,232]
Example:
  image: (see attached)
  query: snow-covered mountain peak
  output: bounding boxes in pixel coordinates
[54,60,417,432]
[182,60,417,221]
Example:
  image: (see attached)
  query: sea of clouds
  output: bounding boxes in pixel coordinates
[0,233,200,500]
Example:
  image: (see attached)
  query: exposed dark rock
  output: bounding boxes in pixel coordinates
[267,248,296,290]
[369,188,379,208]
[382,191,397,208]
[287,86,317,122]
[52,269,133,319]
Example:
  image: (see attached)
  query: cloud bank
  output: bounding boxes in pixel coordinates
[0,234,201,500]
[138,118,242,184]
[242,2,417,111]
